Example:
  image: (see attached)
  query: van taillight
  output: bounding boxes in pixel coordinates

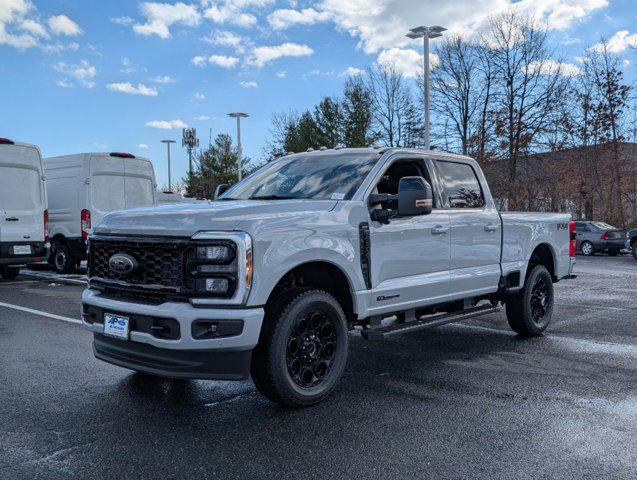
[81,209,91,238]
[569,220,576,257]
[44,210,50,242]
[0,137,14,145]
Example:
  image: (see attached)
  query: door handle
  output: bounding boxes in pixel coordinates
[5,217,19,222]
[484,224,499,232]
[432,225,449,235]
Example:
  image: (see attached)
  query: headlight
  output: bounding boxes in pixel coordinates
[197,245,231,262]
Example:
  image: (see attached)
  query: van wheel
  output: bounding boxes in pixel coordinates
[52,244,76,274]
[580,241,593,256]
[251,289,349,407]
[0,267,20,280]
[505,265,554,337]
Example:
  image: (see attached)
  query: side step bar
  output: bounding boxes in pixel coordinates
[361,304,501,341]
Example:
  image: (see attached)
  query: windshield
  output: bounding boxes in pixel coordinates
[592,222,616,230]
[220,153,379,200]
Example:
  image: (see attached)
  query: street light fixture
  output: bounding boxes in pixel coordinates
[161,139,175,190]
[227,112,249,181]
[406,25,446,150]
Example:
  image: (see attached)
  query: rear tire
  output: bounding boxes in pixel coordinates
[251,288,349,407]
[580,241,594,256]
[0,266,20,280]
[52,243,76,274]
[505,265,554,337]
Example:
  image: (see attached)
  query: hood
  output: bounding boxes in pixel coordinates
[92,199,338,237]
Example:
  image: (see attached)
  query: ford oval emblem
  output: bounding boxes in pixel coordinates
[108,253,138,276]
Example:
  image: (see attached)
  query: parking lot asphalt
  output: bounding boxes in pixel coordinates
[1,255,636,480]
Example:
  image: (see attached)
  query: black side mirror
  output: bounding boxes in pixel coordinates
[397,176,433,216]
[214,184,230,199]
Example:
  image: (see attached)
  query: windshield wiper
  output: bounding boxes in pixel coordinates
[249,195,305,200]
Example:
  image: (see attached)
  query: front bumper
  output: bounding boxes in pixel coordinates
[81,288,264,379]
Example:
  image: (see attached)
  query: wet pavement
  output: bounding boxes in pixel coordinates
[1,255,636,479]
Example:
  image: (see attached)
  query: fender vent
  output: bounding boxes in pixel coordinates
[359,222,371,289]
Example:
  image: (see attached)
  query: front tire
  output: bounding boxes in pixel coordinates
[580,241,594,256]
[506,265,554,337]
[52,243,76,274]
[251,289,349,407]
[0,266,20,280]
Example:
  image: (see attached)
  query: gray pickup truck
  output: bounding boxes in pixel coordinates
[81,147,576,406]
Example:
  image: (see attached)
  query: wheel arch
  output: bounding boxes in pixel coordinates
[528,242,556,281]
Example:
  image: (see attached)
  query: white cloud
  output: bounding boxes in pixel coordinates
[54,60,96,88]
[48,15,83,36]
[593,30,637,53]
[146,119,188,129]
[208,54,239,68]
[20,19,49,39]
[111,16,134,26]
[194,92,205,100]
[319,0,608,54]
[133,2,201,39]
[376,48,438,78]
[527,59,582,76]
[194,115,210,120]
[202,30,247,52]
[267,8,330,30]
[0,0,39,49]
[276,70,286,78]
[40,41,79,54]
[138,143,149,149]
[107,82,158,96]
[150,75,175,83]
[201,0,274,28]
[248,42,314,67]
[340,66,364,77]
[56,79,73,88]
[240,80,258,88]
[191,55,207,67]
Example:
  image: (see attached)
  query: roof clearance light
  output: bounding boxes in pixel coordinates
[109,152,136,159]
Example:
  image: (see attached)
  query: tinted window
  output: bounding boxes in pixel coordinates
[437,161,484,208]
[575,223,590,232]
[221,153,378,201]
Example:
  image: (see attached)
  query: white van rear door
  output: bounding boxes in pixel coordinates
[0,144,45,243]
[89,154,126,225]
[124,158,155,209]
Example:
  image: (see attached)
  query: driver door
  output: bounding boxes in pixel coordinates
[367,156,451,315]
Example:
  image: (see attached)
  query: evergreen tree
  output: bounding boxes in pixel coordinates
[314,96,343,148]
[342,76,376,147]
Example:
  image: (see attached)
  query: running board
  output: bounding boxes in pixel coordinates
[361,305,501,340]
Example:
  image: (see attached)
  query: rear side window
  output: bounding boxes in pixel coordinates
[436,160,485,208]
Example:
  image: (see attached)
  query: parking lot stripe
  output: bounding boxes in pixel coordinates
[0,301,81,325]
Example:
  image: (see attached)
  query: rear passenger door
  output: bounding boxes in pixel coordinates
[435,159,502,298]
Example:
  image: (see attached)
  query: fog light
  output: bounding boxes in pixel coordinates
[205,277,229,293]
[197,246,229,262]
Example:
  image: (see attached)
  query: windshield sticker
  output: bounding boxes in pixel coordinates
[331,192,346,200]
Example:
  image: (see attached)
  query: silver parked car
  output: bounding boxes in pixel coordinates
[574,221,626,256]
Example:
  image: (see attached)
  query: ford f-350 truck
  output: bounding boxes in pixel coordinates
[81,148,576,407]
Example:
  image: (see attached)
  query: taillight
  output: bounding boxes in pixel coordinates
[600,233,608,240]
[569,220,576,257]
[81,209,91,238]
[44,210,49,242]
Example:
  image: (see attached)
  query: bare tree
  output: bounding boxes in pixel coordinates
[367,63,417,147]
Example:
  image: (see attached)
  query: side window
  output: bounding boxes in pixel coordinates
[374,158,436,209]
[437,160,485,208]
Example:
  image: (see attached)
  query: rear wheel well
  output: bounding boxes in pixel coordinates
[51,234,67,245]
[529,243,555,281]
[266,262,355,324]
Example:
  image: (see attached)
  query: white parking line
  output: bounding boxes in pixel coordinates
[0,301,81,324]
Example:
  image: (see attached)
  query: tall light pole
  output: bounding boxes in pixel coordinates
[161,139,175,190]
[407,25,446,150]
[182,128,199,180]
[227,112,249,181]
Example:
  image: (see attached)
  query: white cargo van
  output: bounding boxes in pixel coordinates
[0,137,49,279]
[44,152,157,273]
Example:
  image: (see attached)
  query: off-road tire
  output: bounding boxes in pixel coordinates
[0,266,20,280]
[505,265,554,337]
[251,288,348,407]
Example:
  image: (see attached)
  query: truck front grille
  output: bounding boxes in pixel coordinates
[88,236,191,292]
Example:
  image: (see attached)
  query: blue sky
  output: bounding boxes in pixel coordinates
[1,0,636,188]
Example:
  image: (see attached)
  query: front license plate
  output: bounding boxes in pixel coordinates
[103,313,130,340]
[12,245,32,255]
